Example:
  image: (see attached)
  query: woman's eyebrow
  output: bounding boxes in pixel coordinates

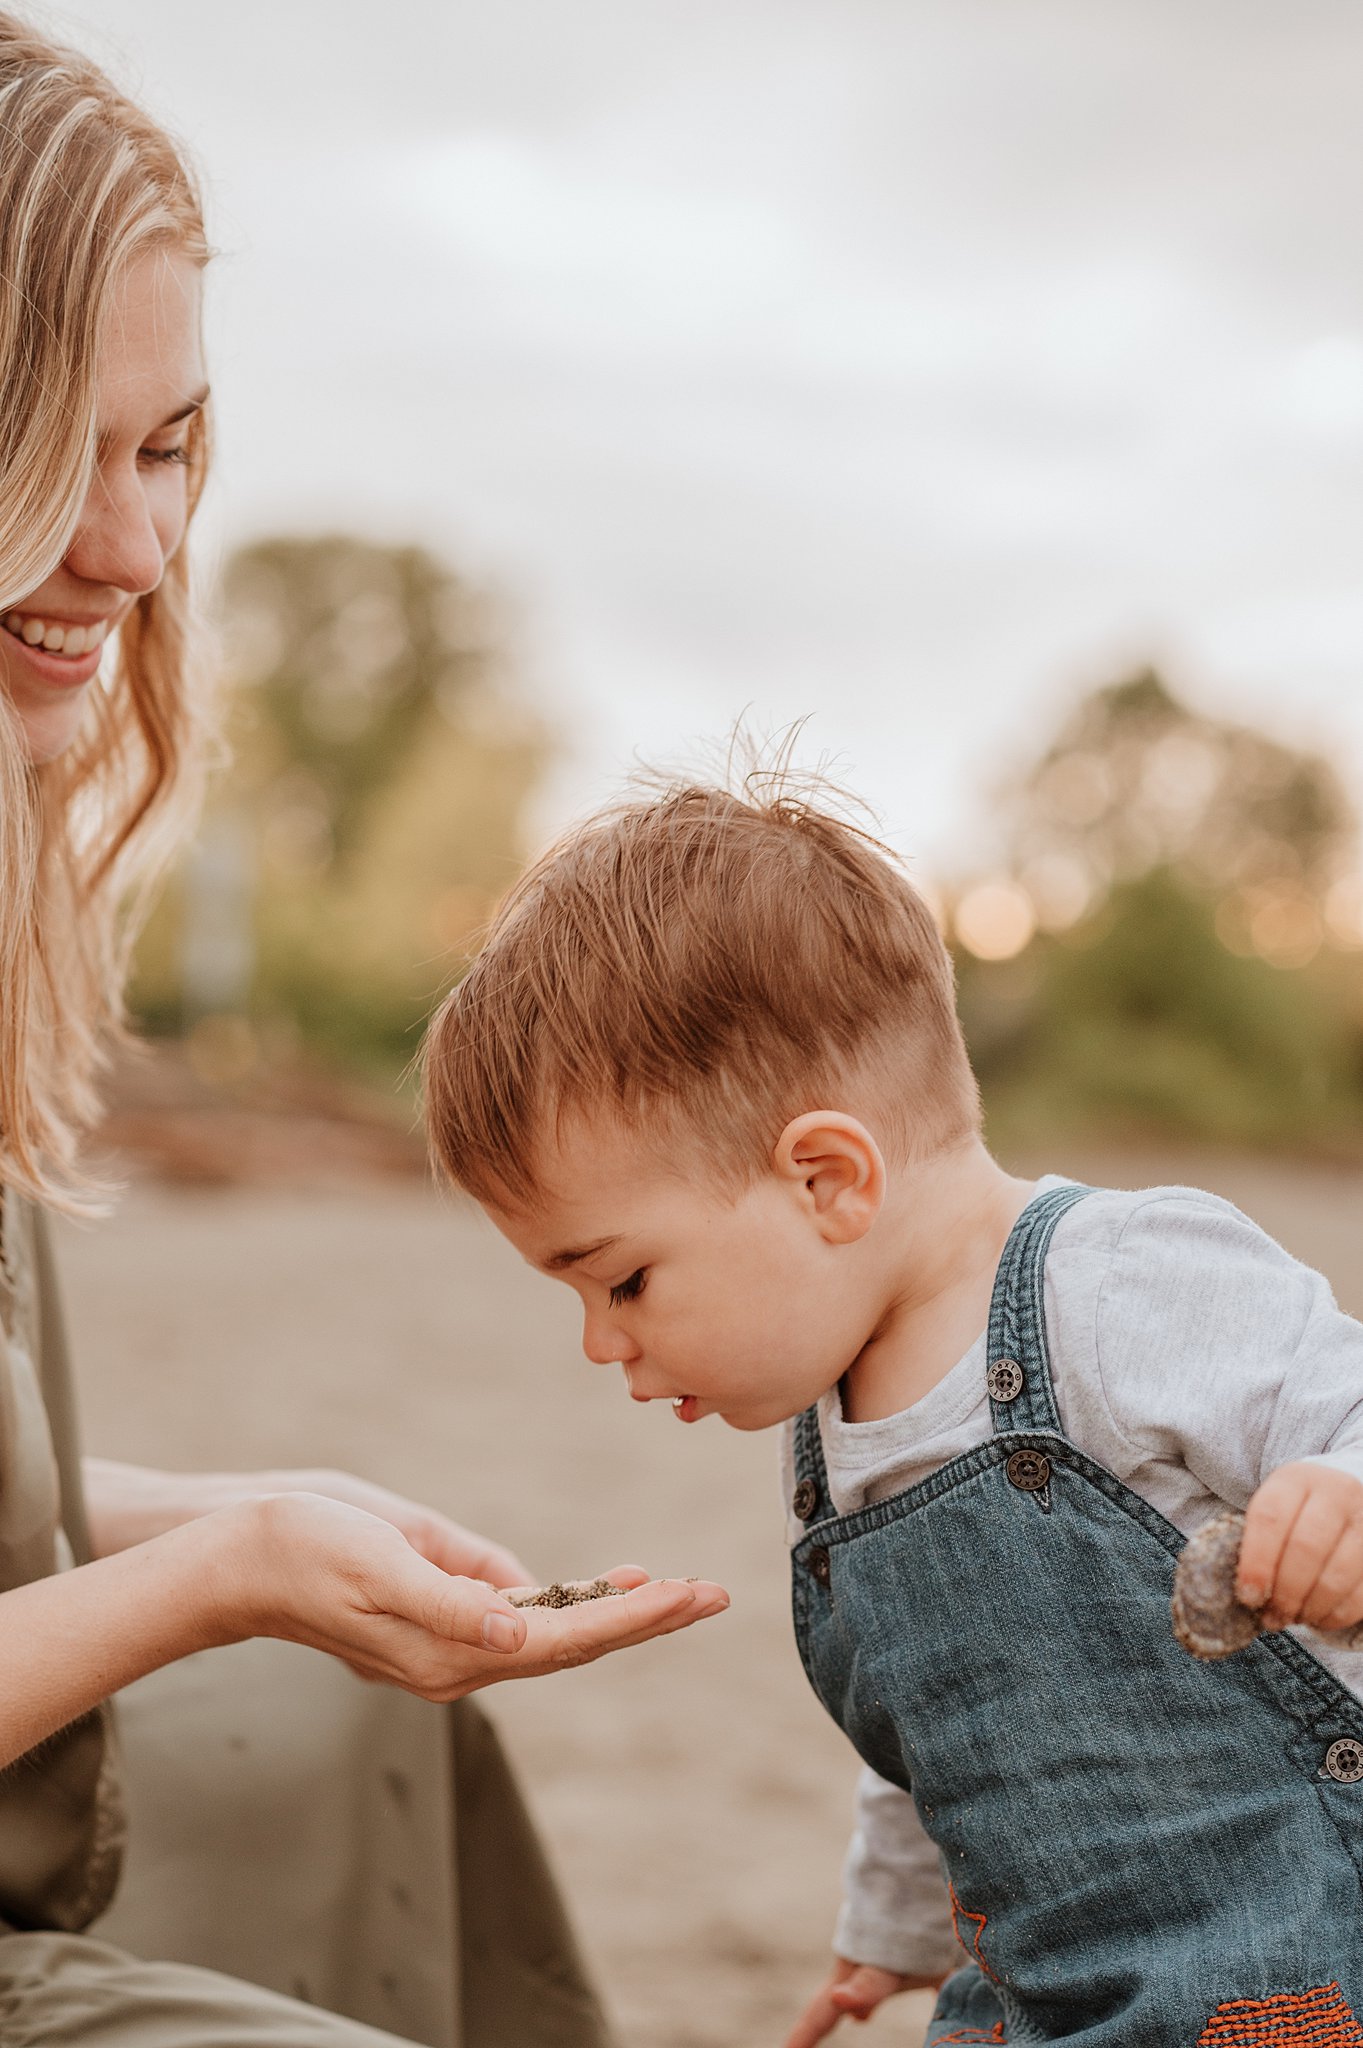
[158,385,210,428]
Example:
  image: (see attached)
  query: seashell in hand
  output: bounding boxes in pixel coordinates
[1172,1509,1363,1660]
[1171,1512,1262,1659]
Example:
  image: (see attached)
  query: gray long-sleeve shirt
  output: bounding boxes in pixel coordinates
[780,1179,1363,1977]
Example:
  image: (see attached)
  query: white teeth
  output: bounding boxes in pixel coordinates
[3,613,108,656]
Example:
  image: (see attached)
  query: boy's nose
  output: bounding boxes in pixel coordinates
[581,1313,640,1368]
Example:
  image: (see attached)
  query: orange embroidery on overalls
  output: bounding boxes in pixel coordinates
[1196,1982,1363,2046]
[933,2025,1006,2044]
[947,1879,1000,1983]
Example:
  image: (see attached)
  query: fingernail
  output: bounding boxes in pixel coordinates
[482,1611,521,1652]
[1238,1582,1263,1609]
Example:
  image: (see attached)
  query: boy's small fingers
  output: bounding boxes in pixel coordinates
[783,1990,844,2048]
[829,1980,880,2018]
[831,1965,906,2017]
[1238,1468,1313,1605]
[1301,1526,1363,1630]
[1263,1491,1352,1624]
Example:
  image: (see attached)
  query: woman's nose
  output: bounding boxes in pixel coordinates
[65,463,167,597]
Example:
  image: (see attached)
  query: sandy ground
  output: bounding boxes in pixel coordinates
[55,1143,1363,2048]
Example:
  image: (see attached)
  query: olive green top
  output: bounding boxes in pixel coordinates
[0,1187,124,1931]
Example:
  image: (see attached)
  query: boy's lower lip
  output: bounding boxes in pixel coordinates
[672,1395,702,1423]
[4,634,105,690]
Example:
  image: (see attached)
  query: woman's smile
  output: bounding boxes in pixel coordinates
[2,607,113,690]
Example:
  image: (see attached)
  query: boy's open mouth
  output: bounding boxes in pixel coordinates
[671,1395,702,1423]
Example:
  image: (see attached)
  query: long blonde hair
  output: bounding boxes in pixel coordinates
[0,12,214,1211]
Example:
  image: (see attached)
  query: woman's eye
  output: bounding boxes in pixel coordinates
[609,1270,647,1310]
[138,444,190,467]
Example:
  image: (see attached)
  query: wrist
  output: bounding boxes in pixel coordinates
[84,1458,238,1554]
[186,1495,286,1646]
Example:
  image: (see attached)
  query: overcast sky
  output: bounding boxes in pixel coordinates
[45,0,1363,873]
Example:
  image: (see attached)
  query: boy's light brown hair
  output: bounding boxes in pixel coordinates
[424,774,980,1207]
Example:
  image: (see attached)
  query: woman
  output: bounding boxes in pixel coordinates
[0,13,726,2044]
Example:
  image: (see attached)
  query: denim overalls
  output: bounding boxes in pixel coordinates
[791,1184,1363,2044]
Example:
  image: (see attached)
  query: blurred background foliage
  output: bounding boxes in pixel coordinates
[131,543,1363,1156]
[132,535,545,1090]
[954,670,1363,1154]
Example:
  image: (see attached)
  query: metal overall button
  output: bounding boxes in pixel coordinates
[1323,1739,1363,1784]
[792,1477,821,1523]
[987,1357,1024,1403]
[1006,1449,1051,1493]
[806,1545,832,1587]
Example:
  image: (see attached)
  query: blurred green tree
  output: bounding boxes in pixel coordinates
[959,670,1363,1154]
[1005,668,1357,940]
[223,536,501,864]
[133,535,547,1079]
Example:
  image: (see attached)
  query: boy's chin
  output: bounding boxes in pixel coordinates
[668,1387,819,1432]
[716,1397,809,1433]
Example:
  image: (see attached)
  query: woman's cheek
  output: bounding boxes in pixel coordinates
[150,470,191,562]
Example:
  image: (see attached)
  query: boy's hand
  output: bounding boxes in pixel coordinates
[784,1956,945,2048]
[1239,1463,1363,1632]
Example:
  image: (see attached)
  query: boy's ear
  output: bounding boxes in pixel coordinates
[772,1113,885,1245]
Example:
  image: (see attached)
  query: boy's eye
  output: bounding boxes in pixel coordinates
[608,1269,647,1310]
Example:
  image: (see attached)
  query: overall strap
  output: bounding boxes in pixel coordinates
[791,1397,832,1524]
[985,1181,1092,1436]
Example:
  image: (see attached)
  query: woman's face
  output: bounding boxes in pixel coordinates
[2,248,207,765]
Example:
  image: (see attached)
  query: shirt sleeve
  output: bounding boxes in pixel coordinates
[833,1766,962,1978]
[1092,1191,1363,1505]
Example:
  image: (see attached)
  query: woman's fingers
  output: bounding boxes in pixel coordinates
[233,1497,727,1696]
[372,1540,527,1653]
[373,1552,726,1686]
[520,1577,730,1671]
[457,1536,536,1590]
[377,1504,533,1591]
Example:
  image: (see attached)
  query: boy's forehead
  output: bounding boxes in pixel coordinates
[540,1111,666,1196]
[490,1118,669,1262]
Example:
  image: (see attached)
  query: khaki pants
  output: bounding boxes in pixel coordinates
[0,1641,614,2048]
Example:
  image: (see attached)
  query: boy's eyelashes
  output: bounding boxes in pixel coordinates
[608,1269,648,1310]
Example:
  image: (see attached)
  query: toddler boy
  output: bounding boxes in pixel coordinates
[423,776,1363,2046]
